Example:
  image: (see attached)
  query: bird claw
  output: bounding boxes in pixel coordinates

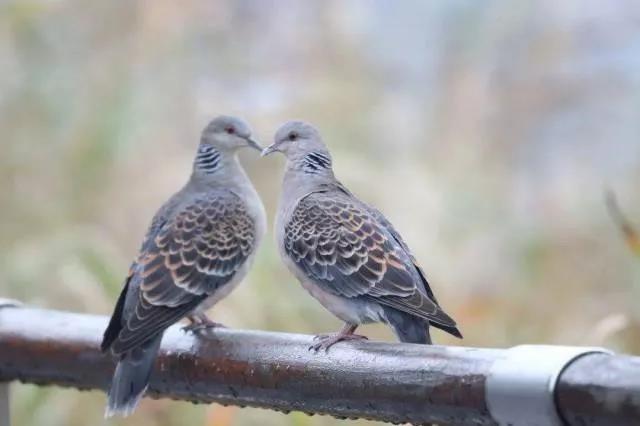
[308,333,368,352]
[181,320,226,334]
[312,332,368,341]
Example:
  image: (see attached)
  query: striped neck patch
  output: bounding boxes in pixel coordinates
[195,144,221,174]
[302,151,332,173]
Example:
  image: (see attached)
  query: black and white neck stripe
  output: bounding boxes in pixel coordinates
[302,151,332,174]
[195,144,221,174]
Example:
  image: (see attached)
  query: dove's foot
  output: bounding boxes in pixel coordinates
[182,314,226,334]
[309,324,367,352]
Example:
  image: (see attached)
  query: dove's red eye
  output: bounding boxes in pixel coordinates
[225,126,235,134]
[288,132,298,141]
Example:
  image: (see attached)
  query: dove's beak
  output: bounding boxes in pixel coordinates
[261,143,280,157]
[245,137,263,152]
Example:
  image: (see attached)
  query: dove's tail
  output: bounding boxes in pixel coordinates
[105,334,162,418]
[382,307,432,344]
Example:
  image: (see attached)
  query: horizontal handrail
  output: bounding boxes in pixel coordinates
[0,304,639,425]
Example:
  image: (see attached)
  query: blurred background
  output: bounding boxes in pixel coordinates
[1,0,639,425]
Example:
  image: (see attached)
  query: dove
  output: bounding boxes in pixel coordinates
[262,121,461,351]
[101,116,266,416]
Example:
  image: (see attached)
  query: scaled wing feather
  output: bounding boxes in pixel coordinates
[285,190,456,329]
[111,191,255,354]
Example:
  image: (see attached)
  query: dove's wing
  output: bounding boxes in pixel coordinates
[284,189,458,330]
[366,207,439,301]
[109,190,256,354]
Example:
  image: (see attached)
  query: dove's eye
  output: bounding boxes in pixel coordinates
[225,126,235,134]
[288,132,298,141]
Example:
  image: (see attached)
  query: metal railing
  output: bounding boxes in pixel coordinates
[0,301,639,425]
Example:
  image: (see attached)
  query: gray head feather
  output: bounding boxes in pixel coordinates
[202,115,253,144]
[262,121,332,171]
[273,121,322,147]
[192,115,261,178]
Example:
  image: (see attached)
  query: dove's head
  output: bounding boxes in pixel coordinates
[199,115,261,153]
[193,116,261,176]
[262,121,334,176]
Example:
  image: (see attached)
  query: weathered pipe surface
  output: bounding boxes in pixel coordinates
[0,306,497,425]
[557,353,640,426]
[1,306,639,425]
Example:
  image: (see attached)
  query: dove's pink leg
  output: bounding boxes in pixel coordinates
[182,313,226,333]
[309,323,368,352]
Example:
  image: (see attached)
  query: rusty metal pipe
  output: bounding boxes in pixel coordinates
[0,305,639,425]
[556,353,640,425]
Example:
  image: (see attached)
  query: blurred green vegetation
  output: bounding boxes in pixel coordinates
[1,1,639,425]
